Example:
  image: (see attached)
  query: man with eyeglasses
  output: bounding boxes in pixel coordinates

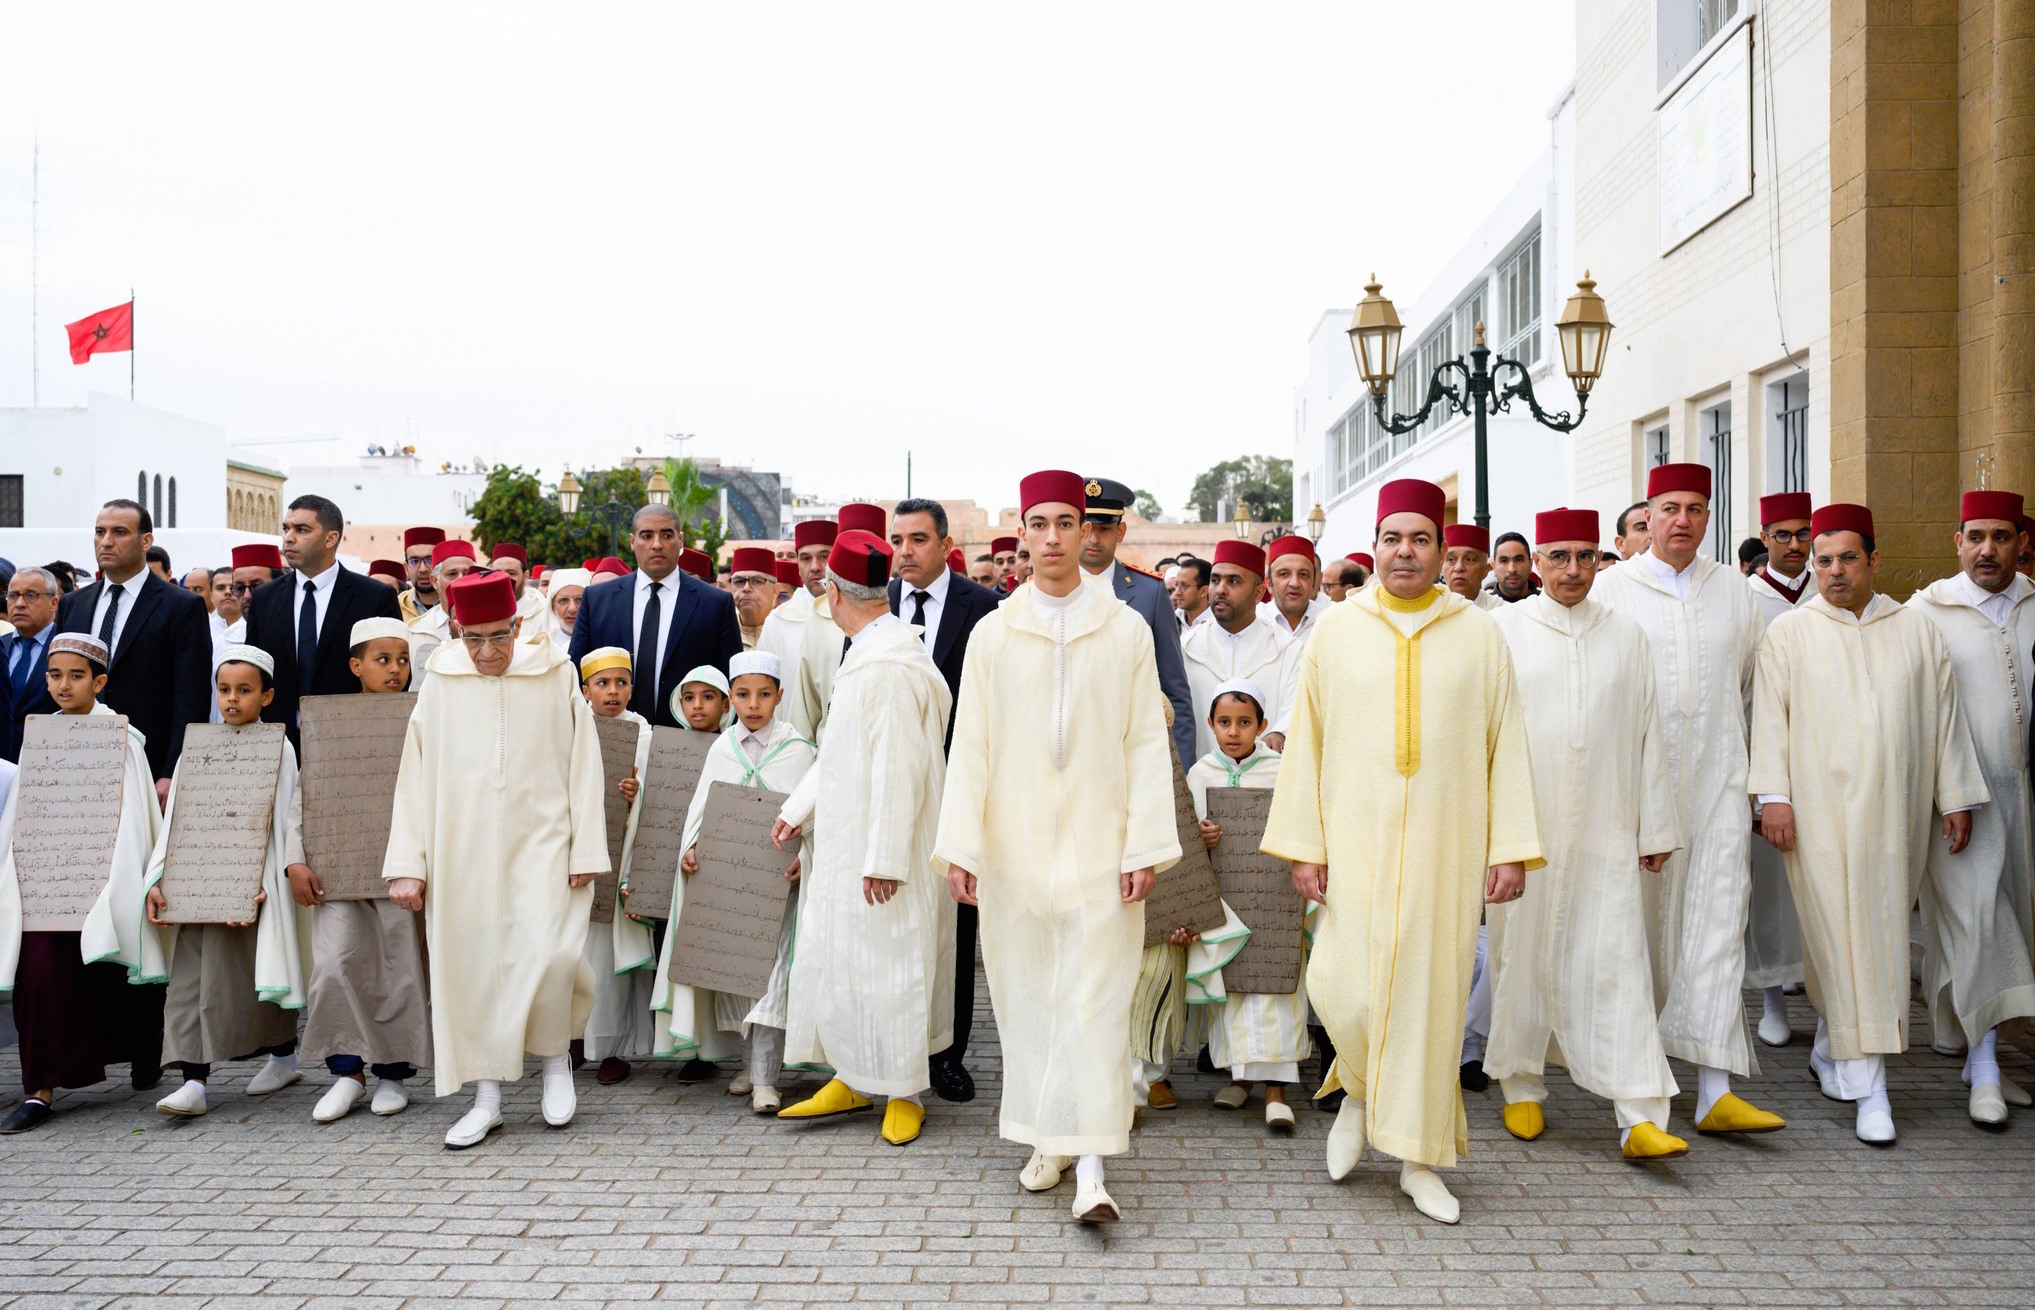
[1,566,61,761]
[397,526,447,625]
[1743,494,1817,1048]
[1484,509,1686,1162]
[726,546,780,649]
[1751,503,1987,1146]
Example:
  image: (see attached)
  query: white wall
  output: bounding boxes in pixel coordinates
[278,454,483,530]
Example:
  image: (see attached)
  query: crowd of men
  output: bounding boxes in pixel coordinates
[1,464,2031,1229]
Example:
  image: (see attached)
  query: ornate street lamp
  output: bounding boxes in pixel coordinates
[1305,502,1326,543]
[1232,499,1251,539]
[556,469,582,516]
[556,468,632,556]
[646,469,673,507]
[1347,273,1614,530]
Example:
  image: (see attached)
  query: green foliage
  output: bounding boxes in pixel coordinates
[1133,488,1163,520]
[470,463,649,567]
[660,458,725,556]
[1186,456,1293,523]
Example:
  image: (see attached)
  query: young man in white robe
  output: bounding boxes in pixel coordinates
[146,645,311,1117]
[1262,477,1541,1226]
[1593,462,1784,1135]
[0,634,163,1133]
[663,653,814,1112]
[1744,493,1817,1047]
[1751,503,1989,1144]
[383,571,608,1149]
[576,647,658,1085]
[935,470,1180,1224]
[784,506,885,739]
[1485,509,1687,1161]
[1180,539,1302,757]
[775,532,954,1145]
[1907,489,2035,1123]
[755,521,833,675]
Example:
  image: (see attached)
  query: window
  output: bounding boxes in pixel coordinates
[1658,0,1740,88]
[1646,425,1671,468]
[152,474,163,527]
[1768,374,1809,495]
[167,476,177,529]
[1497,232,1542,368]
[137,470,147,503]
[0,474,22,528]
[1701,401,1733,562]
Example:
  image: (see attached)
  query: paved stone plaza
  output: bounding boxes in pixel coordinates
[3,987,2032,1310]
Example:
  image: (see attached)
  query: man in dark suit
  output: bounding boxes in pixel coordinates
[1079,477,1196,768]
[884,497,1002,1103]
[56,499,212,799]
[243,495,404,743]
[567,503,742,728]
[2,565,62,762]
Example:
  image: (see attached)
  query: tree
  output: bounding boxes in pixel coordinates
[470,463,649,567]
[1133,488,1164,520]
[661,457,727,555]
[1186,456,1293,523]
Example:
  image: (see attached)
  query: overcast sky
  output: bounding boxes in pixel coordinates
[0,2,1575,519]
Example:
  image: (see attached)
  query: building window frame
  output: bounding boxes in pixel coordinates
[1701,400,1733,562]
[1496,230,1542,369]
[0,474,22,529]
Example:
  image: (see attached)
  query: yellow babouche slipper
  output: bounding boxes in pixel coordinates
[1502,1101,1545,1141]
[776,1078,873,1121]
[1621,1121,1689,1160]
[1694,1092,1785,1134]
[880,1099,925,1146]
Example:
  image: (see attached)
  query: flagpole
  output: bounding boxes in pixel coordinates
[129,289,135,401]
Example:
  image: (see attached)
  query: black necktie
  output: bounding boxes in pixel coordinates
[299,579,319,669]
[637,581,663,709]
[910,589,931,631]
[8,639,31,696]
[97,582,124,647]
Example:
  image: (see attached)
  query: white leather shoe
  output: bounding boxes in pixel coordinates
[1072,1178,1120,1223]
[1019,1150,1072,1193]
[1970,1082,2009,1126]
[156,1080,208,1117]
[445,1106,502,1149]
[371,1079,409,1116]
[751,1087,781,1115]
[541,1065,576,1127]
[728,1072,753,1097]
[1399,1164,1460,1224]
[2002,1076,2033,1109]
[1855,1102,1896,1145]
[312,1078,366,1123]
[1326,1098,1365,1180]
[1757,1008,1792,1047]
[1807,1051,1841,1101]
[1265,1099,1296,1132]
[246,1057,302,1095]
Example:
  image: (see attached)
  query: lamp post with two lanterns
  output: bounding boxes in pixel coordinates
[556,467,673,558]
[1345,273,1614,531]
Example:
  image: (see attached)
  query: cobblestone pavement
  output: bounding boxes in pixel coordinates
[2,985,2032,1310]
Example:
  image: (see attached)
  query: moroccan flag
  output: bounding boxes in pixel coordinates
[66,300,134,364]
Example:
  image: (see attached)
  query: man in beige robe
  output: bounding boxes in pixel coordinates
[1263,478,1541,1225]
[934,469,1179,1225]
[1486,509,1685,1160]
[1751,504,1988,1144]
[383,571,608,1149]
[1909,489,2035,1123]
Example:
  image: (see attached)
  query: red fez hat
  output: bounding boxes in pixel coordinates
[828,529,892,588]
[793,520,838,551]
[1265,535,1316,566]
[488,542,528,566]
[1961,490,2024,524]
[230,543,284,572]
[1213,539,1266,577]
[1533,507,1599,544]
[446,571,518,626]
[432,540,476,567]
[837,503,886,536]
[403,526,446,550]
[1811,503,1875,541]
[1019,470,1087,516]
[1758,492,1812,526]
[368,558,406,582]
[530,564,547,579]
[1443,524,1490,553]
[582,557,601,571]
[729,546,776,576]
[990,536,1019,554]
[772,560,800,587]
[591,556,629,576]
[1646,462,1712,500]
[1345,551,1374,570]
[678,548,713,581]
[1376,478,1446,530]
[947,548,966,573]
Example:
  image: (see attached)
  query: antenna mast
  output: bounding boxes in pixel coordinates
[30,136,39,407]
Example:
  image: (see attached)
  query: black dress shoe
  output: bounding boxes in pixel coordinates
[1459,1059,1489,1092]
[1195,1045,1216,1074]
[0,1100,53,1134]
[131,1063,163,1093]
[929,1059,975,1103]
[675,1057,717,1084]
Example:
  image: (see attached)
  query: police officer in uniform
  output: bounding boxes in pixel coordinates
[1078,477,1195,769]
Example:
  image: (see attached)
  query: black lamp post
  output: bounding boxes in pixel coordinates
[558,469,671,556]
[1346,273,1614,530]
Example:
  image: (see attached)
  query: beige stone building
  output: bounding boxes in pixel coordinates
[225,459,286,534]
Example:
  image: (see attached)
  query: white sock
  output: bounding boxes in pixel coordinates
[540,1053,570,1078]
[1858,1089,1891,1117]
[380,1076,405,1087]
[1695,1065,1730,1121]
[1075,1154,1104,1187]
[1762,985,1786,1016]
[1964,1028,2001,1087]
[274,1052,299,1070]
[1619,1125,1632,1147]
[474,1079,501,1115]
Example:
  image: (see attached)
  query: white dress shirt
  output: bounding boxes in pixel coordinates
[296,561,342,660]
[1636,548,1699,600]
[1947,568,2019,629]
[88,568,148,655]
[632,569,679,700]
[898,568,951,652]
